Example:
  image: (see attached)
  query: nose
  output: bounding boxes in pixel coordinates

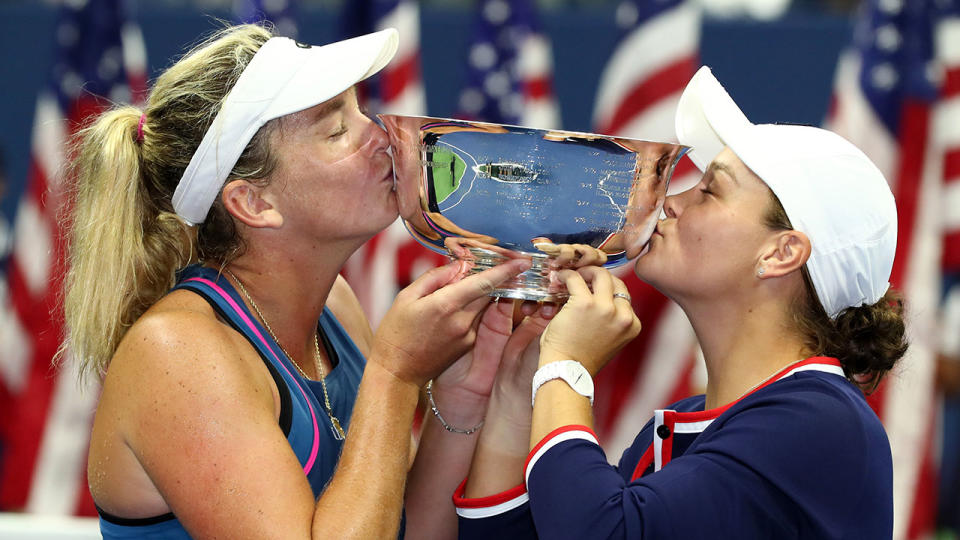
[362,116,390,154]
[663,193,681,218]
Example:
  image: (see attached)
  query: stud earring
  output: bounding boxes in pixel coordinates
[757,267,765,277]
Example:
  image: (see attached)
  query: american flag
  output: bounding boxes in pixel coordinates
[339,0,448,326]
[937,6,960,273]
[0,0,146,516]
[234,0,299,38]
[937,6,960,530]
[587,0,704,460]
[341,0,426,117]
[455,0,560,129]
[827,0,960,537]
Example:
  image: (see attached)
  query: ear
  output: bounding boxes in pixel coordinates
[221,179,283,229]
[757,230,811,279]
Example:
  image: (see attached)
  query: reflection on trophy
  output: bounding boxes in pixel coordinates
[381,114,689,302]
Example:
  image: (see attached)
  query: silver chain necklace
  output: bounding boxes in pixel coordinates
[226,270,345,440]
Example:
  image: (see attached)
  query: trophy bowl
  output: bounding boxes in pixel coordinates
[380,114,690,302]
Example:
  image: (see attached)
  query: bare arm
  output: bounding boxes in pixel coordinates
[111,259,530,539]
[464,313,549,498]
[403,300,514,539]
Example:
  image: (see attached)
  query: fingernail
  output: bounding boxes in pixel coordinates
[535,242,559,254]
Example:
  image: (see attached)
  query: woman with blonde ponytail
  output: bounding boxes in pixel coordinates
[66,23,533,539]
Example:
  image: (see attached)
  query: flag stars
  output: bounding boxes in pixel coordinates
[460,88,486,115]
[483,0,511,25]
[109,85,131,105]
[64,0,89,11]
[499,92,523,119]
[875,24,902,52]
[263,0,288,11]
[60,71,84,98]
[470,42,498,70]
[97,47,122,84]
[877,0,903,15]
[484,70,512,98]
[274,17,298,38]
[616,1,640,29]
[871,62,900,90]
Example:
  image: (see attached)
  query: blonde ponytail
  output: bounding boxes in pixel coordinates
[61,23,280,381]
[62,107,193,381]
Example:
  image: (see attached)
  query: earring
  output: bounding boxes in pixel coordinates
[757,267,765,277]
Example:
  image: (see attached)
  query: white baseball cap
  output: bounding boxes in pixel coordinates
[172,28,400,225]
[674,66,897,319]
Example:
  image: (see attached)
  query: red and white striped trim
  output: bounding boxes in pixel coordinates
[645,358,845,475]
[524,425,599,486]
[452,478,529,519]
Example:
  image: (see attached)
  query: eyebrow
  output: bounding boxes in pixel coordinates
[706,162,739,186]
[312,95,347,121]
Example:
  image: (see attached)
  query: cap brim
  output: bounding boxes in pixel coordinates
[674,66,752,172]
[266,28,399,120]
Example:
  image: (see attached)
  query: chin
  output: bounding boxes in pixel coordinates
[374,205,400,232]
[632,257,673,297]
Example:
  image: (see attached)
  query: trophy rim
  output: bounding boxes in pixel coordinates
[377,113,692,152]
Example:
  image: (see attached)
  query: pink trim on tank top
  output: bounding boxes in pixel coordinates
[184,277,320,474]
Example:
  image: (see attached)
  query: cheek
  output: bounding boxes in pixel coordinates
[668,214,750,276]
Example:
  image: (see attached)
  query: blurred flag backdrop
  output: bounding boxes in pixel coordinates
[0,0,146,516]
[0,2,955,538]
[338,0,448,327]
[827,0,959,536]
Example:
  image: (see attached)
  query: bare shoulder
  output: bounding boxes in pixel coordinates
[326,275,374,357]
[109,290,259,386]
[92,290,315,535]
[102,289,278,439]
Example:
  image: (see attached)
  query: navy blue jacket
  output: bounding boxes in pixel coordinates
[455,358,893,539]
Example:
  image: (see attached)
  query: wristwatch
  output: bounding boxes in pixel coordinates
[531,360,594,406]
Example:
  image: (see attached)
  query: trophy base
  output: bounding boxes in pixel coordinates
[457,247,568,303]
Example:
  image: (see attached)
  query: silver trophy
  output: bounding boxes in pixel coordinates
[381,114,689,302]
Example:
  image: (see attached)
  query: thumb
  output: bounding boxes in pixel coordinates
[403,260,466,299]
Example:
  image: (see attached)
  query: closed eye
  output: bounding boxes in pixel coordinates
[329,124,348,139]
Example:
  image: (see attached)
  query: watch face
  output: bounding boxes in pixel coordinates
[562,362,593,396]
[572,369,594,395]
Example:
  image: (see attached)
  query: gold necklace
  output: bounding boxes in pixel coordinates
[226,270,346,440]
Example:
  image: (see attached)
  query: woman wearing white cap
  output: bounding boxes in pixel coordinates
[453,66,907,539]
[62,24,535,539]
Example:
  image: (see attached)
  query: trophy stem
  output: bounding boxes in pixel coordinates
[459,247,568,302]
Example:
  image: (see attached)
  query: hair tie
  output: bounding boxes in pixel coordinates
[136,113,146,143]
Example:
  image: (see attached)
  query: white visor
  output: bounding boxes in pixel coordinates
[675,66,897,319]
[172,28,399,225]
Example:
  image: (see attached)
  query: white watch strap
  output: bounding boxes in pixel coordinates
[531,360,594,406]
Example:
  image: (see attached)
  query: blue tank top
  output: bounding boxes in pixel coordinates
[98,265,366,539]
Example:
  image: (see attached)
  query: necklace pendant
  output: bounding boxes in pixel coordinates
[329,416,346,440]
